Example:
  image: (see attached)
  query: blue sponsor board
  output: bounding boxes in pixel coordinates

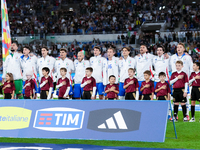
[0,100,168,142]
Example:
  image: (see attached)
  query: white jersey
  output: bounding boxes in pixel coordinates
[103,56,119,85]
[74,59,90,84]
[37,55,56,82]
[3,52,23,80]
[54,57,74,84]
[170,53,193,77]
[119,56,136,83]
[135,53,154,81]
[20,55,37,81]
[90,55,106,83]
[152,55,170,82]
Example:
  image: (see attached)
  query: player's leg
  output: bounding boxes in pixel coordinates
[190,87,198,122]
[96,83,104,100]
[138,81,143,99]
[14,79,24,99]
[186,86,191,120]
[172,90,179,121]
[73,84,81,99]
[119,82,125,100]
[68,85,73,99]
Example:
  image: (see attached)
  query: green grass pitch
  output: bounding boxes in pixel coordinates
[0,111,199,149]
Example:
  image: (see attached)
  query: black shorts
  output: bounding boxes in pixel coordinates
[58,97,68,100]
[82,91,92,99]
[125,92,136,100]
[40,90,49,99]
[173,88,187,103]
[142,94,151,100]
[157,95,168,100]
[191,86,200,101]
[24,94,34,99]
[4,93,12,99]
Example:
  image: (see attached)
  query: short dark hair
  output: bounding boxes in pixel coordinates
[94,46,101,51]
[140,44,147,49]
[194,62,200,69]
[12,41,19,47]
[143,70,151,76]
[23,45,32,52]
[128,68,135,73]
[42,67,50,74]
[122,47,131,52]
[159,72,166,77]
[60,48,67,53]
[109,75,116,80]
[107,47,115,53]
[42,46,49,51]
[60,68,67,72]
[157,45,165,52]
[86,67,93,72]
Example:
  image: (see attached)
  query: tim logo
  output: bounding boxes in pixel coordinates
[33,107,85,131]
[87,109,141,133]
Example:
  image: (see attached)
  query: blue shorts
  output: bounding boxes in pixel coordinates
[73,84,83,98]
[154,81,157,95]
[138,81,143,95]
[104,85,107,97]
[23,81,38,94]
[96,83,104,95]
[119,82,125,96]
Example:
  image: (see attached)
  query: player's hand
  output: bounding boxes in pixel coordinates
[62,81,66,85]
[161,85,166,89]
[194,75,200,80]
[119,57,123,60]
[2,78,5,84]
[26,83,31,86]
[91,96,95,100]
[144,84,150,88]
[69,71,72,75]
[110,87,116,91]
[45,80,48,83]
[86,80,91,84]
[164,53,169,59]
[6,84,11,88]
[177,75,184,79]
[129,80,134,85]
[183,92,187,98]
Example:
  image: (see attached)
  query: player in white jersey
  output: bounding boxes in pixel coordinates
[3,41,24,99]
[103,47,119,87]
[54,48,74,97]
[135,44,154,96]
[73,51,90,99]
[20,46,38,98]
[170,43,193,120]
[37,46,56,95]
[153,45,171,83]
[90,46,106,99]
[119,47,135,100]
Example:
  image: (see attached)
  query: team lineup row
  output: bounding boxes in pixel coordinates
[2,42,200,122]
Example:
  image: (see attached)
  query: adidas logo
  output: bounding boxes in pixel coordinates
[87,109,141,133]
[98,111,127,130]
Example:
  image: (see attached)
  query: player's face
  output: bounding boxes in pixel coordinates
[60,51,67,59]
[11,43,18,52]
[85,70,92,77]
[157,48,164,56]
[109,77,116,84]
[26,75,32,80]
[78,53,84,62]
[94,48,100,56]
[60,70,66,76]
[193,63,199,71]
[122,48,130,57]
[42,70,48,76]
[176,45,185,54]
[107,49,114,58]
[159,75,166,82]
[41,48,48,57]
[175,63,183,71]
[6,74,10,81]
[23,48,30,56]
[128,70,135,77]
[144,74,150,80]
[140,46,147,54]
